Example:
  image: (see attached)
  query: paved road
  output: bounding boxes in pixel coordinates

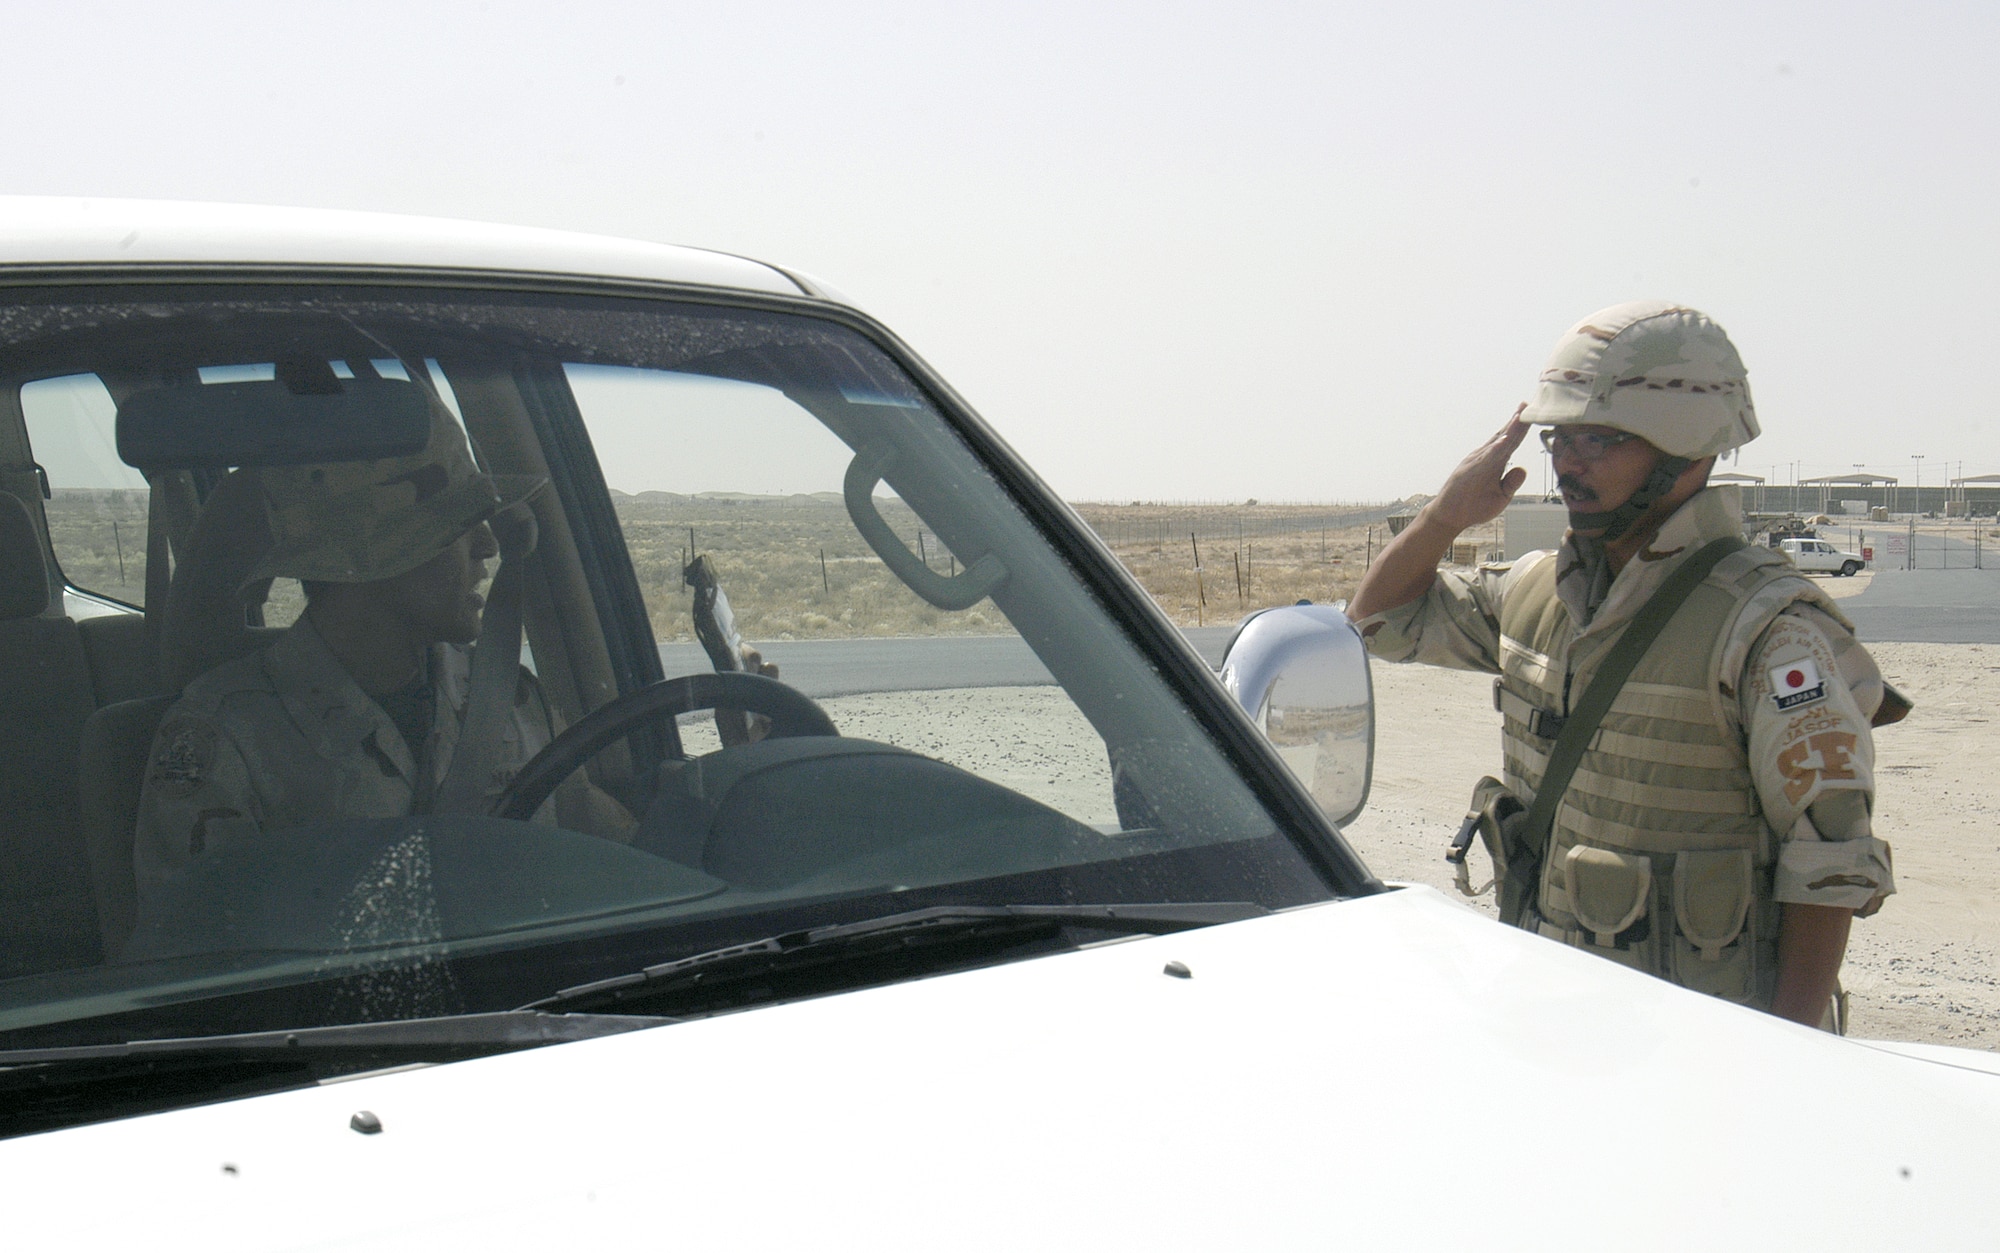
[1840,566,2000,644]
[659,626,1238,698]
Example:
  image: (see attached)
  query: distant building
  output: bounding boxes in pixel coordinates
[1502,499,1568,560]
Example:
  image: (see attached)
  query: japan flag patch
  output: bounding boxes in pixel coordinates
[1769,658,1827,710]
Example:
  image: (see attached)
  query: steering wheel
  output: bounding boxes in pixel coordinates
[494,671,837,821]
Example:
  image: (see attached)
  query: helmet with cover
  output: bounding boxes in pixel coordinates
[1522,301,1757,539]
[1523,300,1758,457]
[247,393,542,586]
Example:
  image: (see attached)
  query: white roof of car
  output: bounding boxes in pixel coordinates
[0,196,815,298]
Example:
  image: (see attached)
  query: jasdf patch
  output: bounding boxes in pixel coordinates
[1769,658,1827,711]
[150,719,217,797]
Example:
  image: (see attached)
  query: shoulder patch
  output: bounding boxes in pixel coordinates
[149,718,218,797]
[1769,658,1828,711]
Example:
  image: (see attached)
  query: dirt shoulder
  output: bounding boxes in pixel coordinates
[1343,638,2000,1050]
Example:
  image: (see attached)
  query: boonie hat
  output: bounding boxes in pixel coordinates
[248,395,542,585]
[1522,301,1759,459]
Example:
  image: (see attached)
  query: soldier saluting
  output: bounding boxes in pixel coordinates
[1349,302,1895,1029]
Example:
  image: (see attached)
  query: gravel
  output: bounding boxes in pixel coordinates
[1345,642,2000,1050]
[722,631,2000,1050]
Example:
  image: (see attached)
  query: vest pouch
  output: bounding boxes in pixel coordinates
[1563,846,1653,957]
[1670,849,1756,1003]
[1494,804,1540,929]
[1458,778,1535,927]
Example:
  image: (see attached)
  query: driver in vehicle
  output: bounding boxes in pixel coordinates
[133,401,622,894]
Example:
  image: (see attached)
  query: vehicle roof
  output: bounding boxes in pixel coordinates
[0,196,817,299]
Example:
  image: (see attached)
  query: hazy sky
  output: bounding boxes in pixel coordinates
[7,1,1995,501]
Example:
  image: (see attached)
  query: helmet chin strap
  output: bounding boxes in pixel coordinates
[1568,456,1692,543]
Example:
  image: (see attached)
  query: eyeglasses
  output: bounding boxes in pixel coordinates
[1539,428,1638,461]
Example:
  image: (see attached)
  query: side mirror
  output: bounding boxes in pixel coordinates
[1218,603,1374,827]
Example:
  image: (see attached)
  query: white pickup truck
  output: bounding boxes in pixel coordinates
[1778,536,1867,576]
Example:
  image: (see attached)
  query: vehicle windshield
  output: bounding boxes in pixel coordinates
[0,281,1344,1049]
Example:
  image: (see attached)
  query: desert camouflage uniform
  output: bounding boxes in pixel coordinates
[134,614,554,896]
[1357,488,1894,1003]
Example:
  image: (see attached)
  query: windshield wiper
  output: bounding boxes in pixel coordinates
[522,901,1269,1016]
[0,1011,672,1141]
[0,1010,668,1068]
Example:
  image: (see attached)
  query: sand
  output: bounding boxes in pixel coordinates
[1345,628,2000,1050]
[727,565,2000,1050]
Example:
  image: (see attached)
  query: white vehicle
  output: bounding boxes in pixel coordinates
[1778,535,1867,576]
[0,198,1995,1251]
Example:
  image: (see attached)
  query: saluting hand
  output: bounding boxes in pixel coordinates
[1424,404,1532,534]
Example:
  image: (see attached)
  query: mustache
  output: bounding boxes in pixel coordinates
[1557,474,1598,503]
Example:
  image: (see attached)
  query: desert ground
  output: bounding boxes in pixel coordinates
[774,629,2000,1052]
[799,521,2000,1050]
[1344,570,2000,1049]
[1085,505,2000,1053]
[755,636,2000,1051]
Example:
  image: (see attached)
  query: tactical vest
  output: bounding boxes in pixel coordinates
[1493,544,1846,1009]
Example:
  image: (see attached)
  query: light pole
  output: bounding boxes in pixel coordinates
[1913,455,1924,517]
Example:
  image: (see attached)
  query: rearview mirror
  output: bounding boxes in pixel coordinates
[1219,604,1374,827]
[116,371,432,469]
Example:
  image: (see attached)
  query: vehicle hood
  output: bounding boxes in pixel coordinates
[7,887,1995,1250]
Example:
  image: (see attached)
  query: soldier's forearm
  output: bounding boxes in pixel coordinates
[1770,902,1853,1028]
[1348,509,1459,621]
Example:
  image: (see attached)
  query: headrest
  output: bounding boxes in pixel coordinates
[0,491,52,620]
[160,469,275,691]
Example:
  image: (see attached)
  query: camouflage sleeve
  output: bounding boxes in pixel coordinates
[1354,557,1530,675]
[132,709,265,888]
[1740,606,1895,911]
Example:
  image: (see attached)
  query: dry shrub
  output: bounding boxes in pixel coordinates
[617,494,1004,641]
[1071,501,1442,628]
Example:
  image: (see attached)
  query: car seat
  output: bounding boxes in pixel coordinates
[0,491,105,977]
[79,469,278,958]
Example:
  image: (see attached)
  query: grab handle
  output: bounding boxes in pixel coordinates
[843,446,1007,611]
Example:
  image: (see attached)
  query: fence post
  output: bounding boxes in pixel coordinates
[1191,533,1205,627]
